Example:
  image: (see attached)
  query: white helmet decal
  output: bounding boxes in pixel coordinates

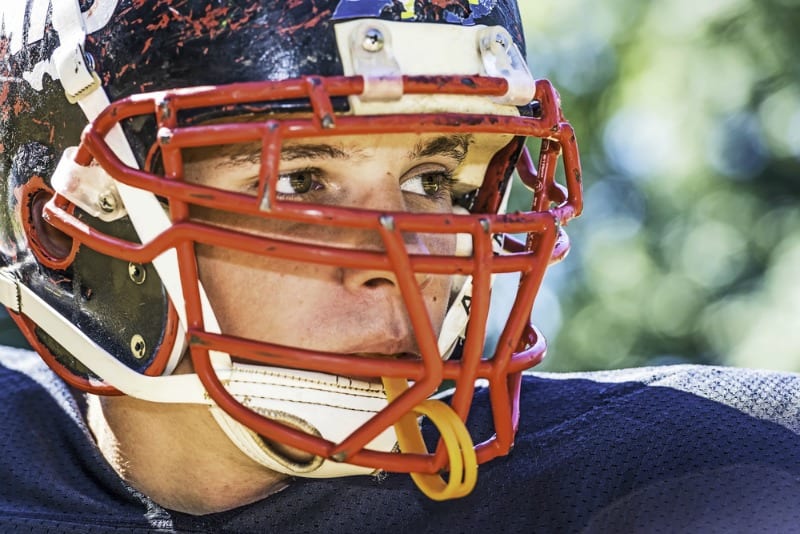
[1,0,118,91]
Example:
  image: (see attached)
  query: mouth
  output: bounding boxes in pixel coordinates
[346,352,421,384]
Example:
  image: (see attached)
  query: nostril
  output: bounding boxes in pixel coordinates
[358,273,431,292]
[363,277,395,289]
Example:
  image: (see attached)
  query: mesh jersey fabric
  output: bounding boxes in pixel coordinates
[2,345,800,534]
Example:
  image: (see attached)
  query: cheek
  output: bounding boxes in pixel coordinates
[194,245,263,335]
[190,208,314,330]
[427,232,457,256]
[192,208,458,338]
[194,245,307,338]
[428,275,452,318]
[422,234,457,322]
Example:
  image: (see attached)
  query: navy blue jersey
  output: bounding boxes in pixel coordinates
[2,346,800,533]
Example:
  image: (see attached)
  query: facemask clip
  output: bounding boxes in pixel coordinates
[349,21,404,102]
[478,26,536,106]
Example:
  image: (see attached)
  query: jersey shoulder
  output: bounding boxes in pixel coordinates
[509,365,800,532]
[178,365,800,533]
[0,347,160,533]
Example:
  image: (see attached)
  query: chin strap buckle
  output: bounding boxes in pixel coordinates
[44,0,104,104]
[56,45,102,104]
[0,269,21,314]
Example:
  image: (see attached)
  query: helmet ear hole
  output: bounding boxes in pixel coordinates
[20,177,78,270]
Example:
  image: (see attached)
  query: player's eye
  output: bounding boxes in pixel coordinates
[400,166,456,199]
[275,169,322,196]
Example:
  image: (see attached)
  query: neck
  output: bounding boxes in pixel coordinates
[86,393,290,515]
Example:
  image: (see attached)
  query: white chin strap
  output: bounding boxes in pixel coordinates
[43,0,406,479]
[209,365,397,477]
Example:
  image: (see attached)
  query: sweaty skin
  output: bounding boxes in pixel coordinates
[87,133,471,514]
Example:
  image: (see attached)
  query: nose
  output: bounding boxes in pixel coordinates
[338,180,432,293]
[337,222,434,357]
[339,221,432,293]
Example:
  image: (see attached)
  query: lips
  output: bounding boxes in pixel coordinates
[347,352,421,383]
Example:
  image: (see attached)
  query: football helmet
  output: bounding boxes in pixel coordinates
[0,0,582,499]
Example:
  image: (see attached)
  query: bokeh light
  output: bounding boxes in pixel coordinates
[519,0,800,372]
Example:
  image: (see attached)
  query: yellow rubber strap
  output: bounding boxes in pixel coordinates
[383,378,478,500]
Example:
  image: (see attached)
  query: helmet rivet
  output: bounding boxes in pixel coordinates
[495,32,509,49]
[130,334,147,360]
[362,28,385,52]
[98,193,117,213]
[128,262,146,285]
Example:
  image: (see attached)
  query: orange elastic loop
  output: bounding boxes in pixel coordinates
[383,378,478,500]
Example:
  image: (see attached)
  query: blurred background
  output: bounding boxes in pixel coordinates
[514,0,800,372]
[1,0,798,374]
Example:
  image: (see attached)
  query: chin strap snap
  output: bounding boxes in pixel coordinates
[382,377,477,500]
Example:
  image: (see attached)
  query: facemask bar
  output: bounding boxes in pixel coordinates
[43,73,582,475]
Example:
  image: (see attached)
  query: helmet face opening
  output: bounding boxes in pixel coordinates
[0,0,583,495]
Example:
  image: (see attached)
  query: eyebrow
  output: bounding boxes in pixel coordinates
[185,134,472,166]
[409,135,472,164]
[281,135,472,163]
[279,143,358,161]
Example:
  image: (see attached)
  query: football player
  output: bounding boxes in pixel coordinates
[1,1,798,531]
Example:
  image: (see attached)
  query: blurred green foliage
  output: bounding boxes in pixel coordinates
[517,0,800,372]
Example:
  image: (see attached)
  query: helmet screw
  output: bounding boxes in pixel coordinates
[130,334,147,360]
[128,262,146,285]
[98,192,117,213]
[494,32,509,49]
[362,28,385,52]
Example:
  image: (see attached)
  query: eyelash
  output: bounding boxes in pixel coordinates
[403,169,457,201]
[274,167,322,197]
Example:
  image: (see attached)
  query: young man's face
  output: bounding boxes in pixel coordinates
[183,132,468,362]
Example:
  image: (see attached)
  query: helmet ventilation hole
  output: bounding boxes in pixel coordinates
[20,178,79,270]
